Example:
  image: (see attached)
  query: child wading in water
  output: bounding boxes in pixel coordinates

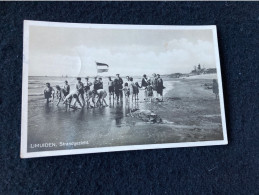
[63,80,70,97]
[84,77,93,108]
[63,91,83,109]
[108,77,114,100]
[122,83,130,101]
[95,89,109,107]
[135,82,141,100]
[213,79,219,100]
[44,83,55,103]
[146,79,153,102]
[129,77,140,101]
[55,85,63,106]
[76,77,85,107]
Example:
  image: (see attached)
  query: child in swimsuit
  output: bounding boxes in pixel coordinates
[63,80,70,97]
[108,77,114,100]
[135,82,141,100]
[98,77,103,89]
[146,80,153,102]
[129,77,134,101]
[76,77,85,107]
[44,83,55,103]
[84,77,93,108]
[55,85,63,106]
[96,89,108,107]
[122,83,130,100]
[84,77,92,91]
[63,91,83,109]
[84,88,95,109]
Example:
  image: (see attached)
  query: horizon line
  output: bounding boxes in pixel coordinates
[28,73,190,77]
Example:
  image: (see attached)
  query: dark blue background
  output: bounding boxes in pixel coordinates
[0,2,258,194]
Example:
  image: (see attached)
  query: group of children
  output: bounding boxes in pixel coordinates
[44,77,108,109]
[44,80,70,105]
[43,73,166,109]
[119,76,141,101]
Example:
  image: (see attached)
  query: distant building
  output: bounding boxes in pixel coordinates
[191,64,205,75]
[204,68,217,74]
[190,64,216,75]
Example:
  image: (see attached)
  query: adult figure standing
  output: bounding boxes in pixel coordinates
[156,74,164,101]
[141,74,149,100]
[93,77,103,91]
[141,74,148,88]
[114,74,123,101]
[96,89,108,107]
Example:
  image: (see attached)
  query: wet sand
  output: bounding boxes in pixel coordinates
[27,78,223,152]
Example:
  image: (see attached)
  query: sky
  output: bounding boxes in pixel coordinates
[28,25,217,77]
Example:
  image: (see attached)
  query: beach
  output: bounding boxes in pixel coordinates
[27,76,223,152]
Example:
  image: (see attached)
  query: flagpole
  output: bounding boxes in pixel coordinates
[95,61,98,76]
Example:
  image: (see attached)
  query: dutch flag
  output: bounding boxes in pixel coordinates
[96,62,109,73]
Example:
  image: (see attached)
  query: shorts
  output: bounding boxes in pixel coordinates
[85,86,90,91]
[147,91,153,97]
[85,91,93,99]
[97,90,107,99]
[109,86,114,93]
[62,89,69,97]
[72,94,78,98]
[44,92,52,99]
[125,91,130,97]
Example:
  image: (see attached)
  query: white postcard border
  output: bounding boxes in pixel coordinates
[21,20,228,158]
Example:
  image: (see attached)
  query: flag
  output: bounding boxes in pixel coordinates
[96,62,109,73]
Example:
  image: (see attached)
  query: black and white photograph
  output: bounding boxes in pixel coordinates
[21,21,228,158]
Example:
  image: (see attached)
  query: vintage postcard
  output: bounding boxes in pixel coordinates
[21,20,228,158]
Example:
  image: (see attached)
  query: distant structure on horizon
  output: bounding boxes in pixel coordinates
[165,64,217,78]
[190,64,216,75]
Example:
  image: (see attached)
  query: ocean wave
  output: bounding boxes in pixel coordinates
[29,93,43,96]
[28,85,44,89]
[29,80,68,84]
[29,82,42,84]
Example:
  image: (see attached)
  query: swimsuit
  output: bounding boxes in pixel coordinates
[44,87,53,99]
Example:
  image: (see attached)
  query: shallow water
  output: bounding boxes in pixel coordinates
[27,76,177,152]
[27,76,224,152]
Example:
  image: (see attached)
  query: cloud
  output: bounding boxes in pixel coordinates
[29,38,216,76]
[74,38,215,76]
[29,53,81,76]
